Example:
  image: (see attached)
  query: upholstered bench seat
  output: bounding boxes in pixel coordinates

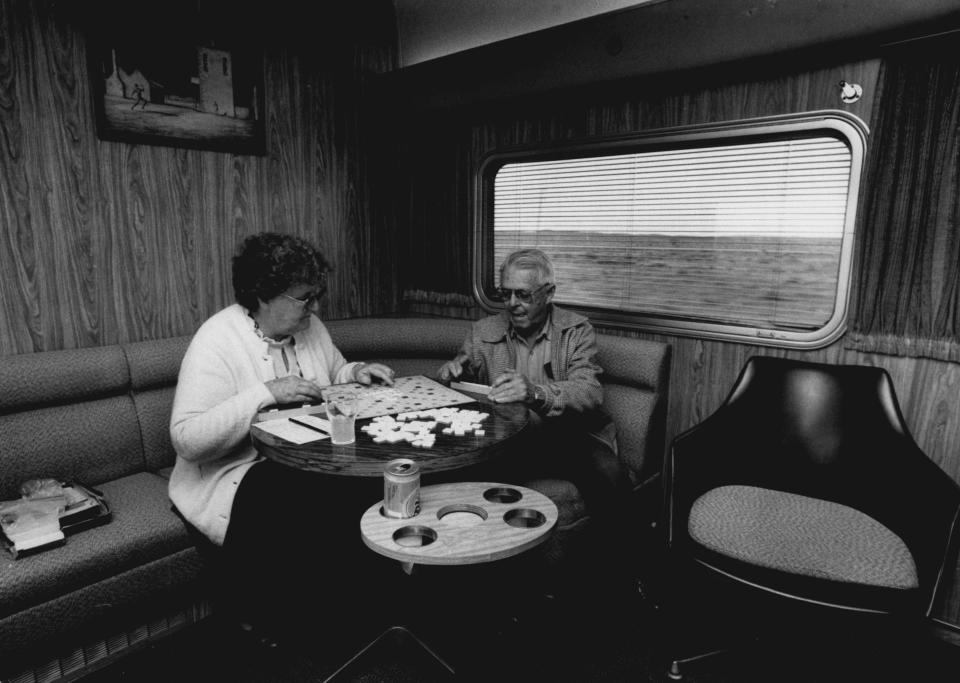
[1,335,208,680]
[688,485,919,589]
[0,473,196,620]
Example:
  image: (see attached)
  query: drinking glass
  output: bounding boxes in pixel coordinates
[326,391,358,445]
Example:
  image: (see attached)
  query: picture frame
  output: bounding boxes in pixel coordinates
[87,4,266,155]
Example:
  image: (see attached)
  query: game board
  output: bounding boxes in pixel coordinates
[320,375,476,419]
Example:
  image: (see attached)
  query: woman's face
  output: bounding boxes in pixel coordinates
[255,282,325,339]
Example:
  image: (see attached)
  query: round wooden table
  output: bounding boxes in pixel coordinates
[360,482,558,565]
[250,398,529,477]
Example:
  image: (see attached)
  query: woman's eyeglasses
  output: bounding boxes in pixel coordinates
[492,283,551,304]
[282,285,327,308]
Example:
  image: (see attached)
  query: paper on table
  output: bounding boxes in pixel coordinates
[255,417,329,444]
[289,414,332,433]
[256,402,326,422]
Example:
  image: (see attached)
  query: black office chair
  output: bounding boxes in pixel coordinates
[661,356,960,679]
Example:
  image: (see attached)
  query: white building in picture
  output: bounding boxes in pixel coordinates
[197,47,234,117]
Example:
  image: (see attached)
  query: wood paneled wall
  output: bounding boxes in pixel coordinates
[0,0,400,356]
[397,54,960,623]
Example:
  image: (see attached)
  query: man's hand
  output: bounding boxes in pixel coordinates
[438,355,468,383]
[354,362,395,386]
[488,369,532,404]
[265,376,325,404]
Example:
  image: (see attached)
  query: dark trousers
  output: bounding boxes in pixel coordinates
[433,420,637,594]
[408,423,637,674]
[514,423,637,574]
[220,460,402,647]
[490,421,633,533]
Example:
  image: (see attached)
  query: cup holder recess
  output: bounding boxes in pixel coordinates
[503,508,547,529]
[483,487,523,504]
[437,504,488,526]
[392,525,437,547]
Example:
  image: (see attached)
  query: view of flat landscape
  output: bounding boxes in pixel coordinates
[494,231,842,330]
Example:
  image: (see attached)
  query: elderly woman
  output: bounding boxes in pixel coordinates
[169,232,395,647]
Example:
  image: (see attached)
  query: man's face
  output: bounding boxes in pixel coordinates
[500,266,554,337]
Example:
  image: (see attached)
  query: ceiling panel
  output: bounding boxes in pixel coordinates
[394,0,663,66]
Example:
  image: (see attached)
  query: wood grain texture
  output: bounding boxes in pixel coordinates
[360,482,558,565]
[0,0,399,355]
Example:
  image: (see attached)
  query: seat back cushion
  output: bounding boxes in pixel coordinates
[326,318,475,383]
[604,383,660,483]
[123,336,192,471]
[325,317,473,359]
[688,485,918,589]
[0,398,145,497]
[134,386,178,471]
[0,344,145,497]
[595,333,670,391]
[364,358,447,379]
[123,336,191,391]
[0,346,129,415]
[595,334,670,483]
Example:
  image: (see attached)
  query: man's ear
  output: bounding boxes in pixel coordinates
[544,283,557,304]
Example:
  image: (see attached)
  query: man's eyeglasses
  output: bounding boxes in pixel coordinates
[282,285,327,308]
[492,283,551,304]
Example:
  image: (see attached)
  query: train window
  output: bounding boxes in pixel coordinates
[473,112,867,348]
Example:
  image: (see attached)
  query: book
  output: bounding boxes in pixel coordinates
[0,498,66,558]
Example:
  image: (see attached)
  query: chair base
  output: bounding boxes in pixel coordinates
[322,625,455,683]
[666,639,755,680]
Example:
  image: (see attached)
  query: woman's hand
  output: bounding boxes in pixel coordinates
[265,376,325,404]
[354,362,395,386]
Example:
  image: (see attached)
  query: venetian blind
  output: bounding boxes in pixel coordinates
[493,136,852,331]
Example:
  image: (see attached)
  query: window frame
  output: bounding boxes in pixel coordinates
[471,110,868,349]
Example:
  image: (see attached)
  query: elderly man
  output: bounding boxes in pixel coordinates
[439,248,633,588]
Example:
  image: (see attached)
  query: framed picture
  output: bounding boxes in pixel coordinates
[87,3,266,155]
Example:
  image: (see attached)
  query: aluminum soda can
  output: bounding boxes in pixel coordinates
[383,458,421,519]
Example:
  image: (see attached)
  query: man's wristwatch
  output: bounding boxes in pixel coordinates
[529,384,547,406]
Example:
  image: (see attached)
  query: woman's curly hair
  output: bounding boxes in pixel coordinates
[232,232,330,312]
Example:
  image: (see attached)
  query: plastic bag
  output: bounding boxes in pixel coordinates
[20,478,66,500]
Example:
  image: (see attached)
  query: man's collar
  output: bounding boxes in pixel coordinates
[479,304,588,343]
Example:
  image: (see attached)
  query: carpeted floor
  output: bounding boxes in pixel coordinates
[77,588,960,683]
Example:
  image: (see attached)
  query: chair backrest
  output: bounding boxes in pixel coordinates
[725,357,910,465]
[680,357,941,492]
[668,355,960,605]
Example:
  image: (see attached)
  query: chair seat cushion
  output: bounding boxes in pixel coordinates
[688,485,918,590]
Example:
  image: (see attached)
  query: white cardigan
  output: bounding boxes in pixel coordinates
[168,304,359,545]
